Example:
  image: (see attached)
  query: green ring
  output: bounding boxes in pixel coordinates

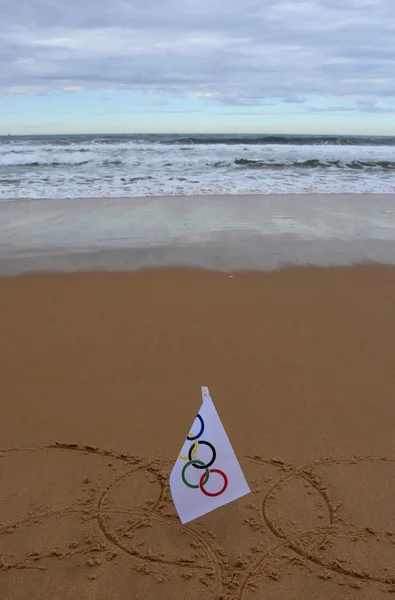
[182,460,210,488]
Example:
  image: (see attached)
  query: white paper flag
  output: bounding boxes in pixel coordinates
[170,386,250,524]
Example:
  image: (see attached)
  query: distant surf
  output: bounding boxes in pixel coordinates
[1,133,395,199]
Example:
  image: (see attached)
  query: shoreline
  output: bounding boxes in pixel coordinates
[2,193,395,276]
[2,239,395,277]
[2,191,395,201]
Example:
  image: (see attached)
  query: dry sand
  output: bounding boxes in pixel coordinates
[1,266,395,599]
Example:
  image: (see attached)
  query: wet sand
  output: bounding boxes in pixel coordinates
[1,265,395,599]
[1,194,395,275]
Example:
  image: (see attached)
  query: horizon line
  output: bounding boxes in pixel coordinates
[2,132,395,138]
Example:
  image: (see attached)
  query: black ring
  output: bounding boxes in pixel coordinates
[188,441,216,469]
[187,414,204,441]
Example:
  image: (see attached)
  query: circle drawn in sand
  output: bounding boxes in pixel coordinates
[1,444,395,599]
[237,454,395,598]
[0,443,224,598]
[261,457,395,583]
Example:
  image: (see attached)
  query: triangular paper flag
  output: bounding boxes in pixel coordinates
[170,386,250,524]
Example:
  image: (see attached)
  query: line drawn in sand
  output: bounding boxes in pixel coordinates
[1,443,394,598]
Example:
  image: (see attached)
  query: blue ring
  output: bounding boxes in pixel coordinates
[187,414,204,441]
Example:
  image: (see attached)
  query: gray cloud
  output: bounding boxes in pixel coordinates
[1,0,395,111]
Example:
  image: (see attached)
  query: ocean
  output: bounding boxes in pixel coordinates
[1,133,395,200]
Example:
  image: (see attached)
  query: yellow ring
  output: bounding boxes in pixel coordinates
[179,437,198,461]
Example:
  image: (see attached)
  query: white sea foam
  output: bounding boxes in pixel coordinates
[1,135,395,199]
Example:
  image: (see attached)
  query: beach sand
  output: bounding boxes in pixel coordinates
[2,194,395,276]
[1,265,395,599]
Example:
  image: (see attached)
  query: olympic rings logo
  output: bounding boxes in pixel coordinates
[179,413,228,497]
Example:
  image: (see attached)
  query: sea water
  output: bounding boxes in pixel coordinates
[1,133,395,199]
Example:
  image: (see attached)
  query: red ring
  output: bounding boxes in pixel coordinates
[199,468,228,497]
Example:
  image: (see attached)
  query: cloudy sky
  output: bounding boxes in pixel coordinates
[1,0,395,135]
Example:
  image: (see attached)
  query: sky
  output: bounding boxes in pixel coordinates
[1,0,395,135]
